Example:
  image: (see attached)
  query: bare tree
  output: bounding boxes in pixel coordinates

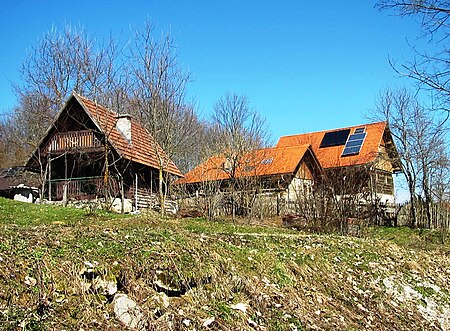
[376,88,449,228]
[376,2,450,234]
[376,0,450,112]
[8,25,125,169]
[16,25,124,108]
[295,163,375,234]
[430,150,450,242]
[210,93,271,220]
[376,89,419,226]
[128,21,199,214]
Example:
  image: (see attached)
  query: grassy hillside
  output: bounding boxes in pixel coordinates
[1,197,449,330]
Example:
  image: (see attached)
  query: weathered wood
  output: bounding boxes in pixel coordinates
[134,188,158,209]
[54,177,118,200]
[48,130,101,152]
[397,201,450,229]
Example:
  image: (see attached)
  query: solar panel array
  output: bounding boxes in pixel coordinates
[319,129,350,148]
[342,128,366,156]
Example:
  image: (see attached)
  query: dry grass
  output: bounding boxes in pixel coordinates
[1,197,450,330]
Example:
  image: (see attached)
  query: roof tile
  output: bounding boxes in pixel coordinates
[75,94,183,177]
[276,122,387,169]
[179,145,312,184]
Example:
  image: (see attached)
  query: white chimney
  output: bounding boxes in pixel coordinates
[116,114,132,144]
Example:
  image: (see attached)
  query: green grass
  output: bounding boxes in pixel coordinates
[1,197,450,330]
[365,225,450,252]
[0,197,125,226]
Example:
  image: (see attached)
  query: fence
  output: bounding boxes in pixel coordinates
[52,176,119,200]
[397,201,450,229]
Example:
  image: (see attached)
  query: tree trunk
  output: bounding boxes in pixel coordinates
[120,177,125,214]
[406,171,417,228]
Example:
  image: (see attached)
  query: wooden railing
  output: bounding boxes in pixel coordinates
[53,177,118,200]
[48,130,102,152]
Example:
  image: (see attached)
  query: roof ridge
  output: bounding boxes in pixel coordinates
[279,121,386,138]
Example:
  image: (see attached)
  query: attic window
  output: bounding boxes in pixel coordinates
[261,158,273,165]
[319,129,350,148]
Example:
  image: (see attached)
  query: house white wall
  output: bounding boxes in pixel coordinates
[284,177,314,202]
[12,186,38,203]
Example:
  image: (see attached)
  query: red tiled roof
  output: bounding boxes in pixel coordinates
[276,122,387,169]
[74,93,183,177]
[179,145,314,184]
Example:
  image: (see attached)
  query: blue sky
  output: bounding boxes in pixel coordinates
[1,1,425,201]
[0,0,422,140]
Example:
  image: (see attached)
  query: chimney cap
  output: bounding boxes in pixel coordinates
[115,113,133,119]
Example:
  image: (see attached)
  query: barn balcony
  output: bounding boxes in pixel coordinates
[48,130,102,153]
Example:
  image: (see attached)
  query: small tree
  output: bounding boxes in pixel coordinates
[376,88,449,228]
[211,93,270,220]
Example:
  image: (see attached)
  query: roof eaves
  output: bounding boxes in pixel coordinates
[26,93,80,167]
[383,124,403,172]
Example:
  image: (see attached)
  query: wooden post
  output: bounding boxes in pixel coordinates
[159,167,165,215]
[135,173,138,212]
[104,143,109,201]
[63,153,67,207]
[277,192,280,216]
[48,155,52,201]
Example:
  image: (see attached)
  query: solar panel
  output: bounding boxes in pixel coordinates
[342,132,366,156]
[345,139,364,148]
[354,127,365,134]
[320,129,350,148]
[347,132,366,141]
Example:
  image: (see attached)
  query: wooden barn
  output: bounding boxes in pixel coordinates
[179,121,401,219]
[178,145,322,216]
[26,93,182,211]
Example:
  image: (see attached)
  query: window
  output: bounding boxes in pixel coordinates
[261,158,273,165]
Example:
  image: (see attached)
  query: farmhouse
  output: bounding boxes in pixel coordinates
[179,121,401,219]
[179,145,322,216]
[276,121,402,205]
[26,93,182,211]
